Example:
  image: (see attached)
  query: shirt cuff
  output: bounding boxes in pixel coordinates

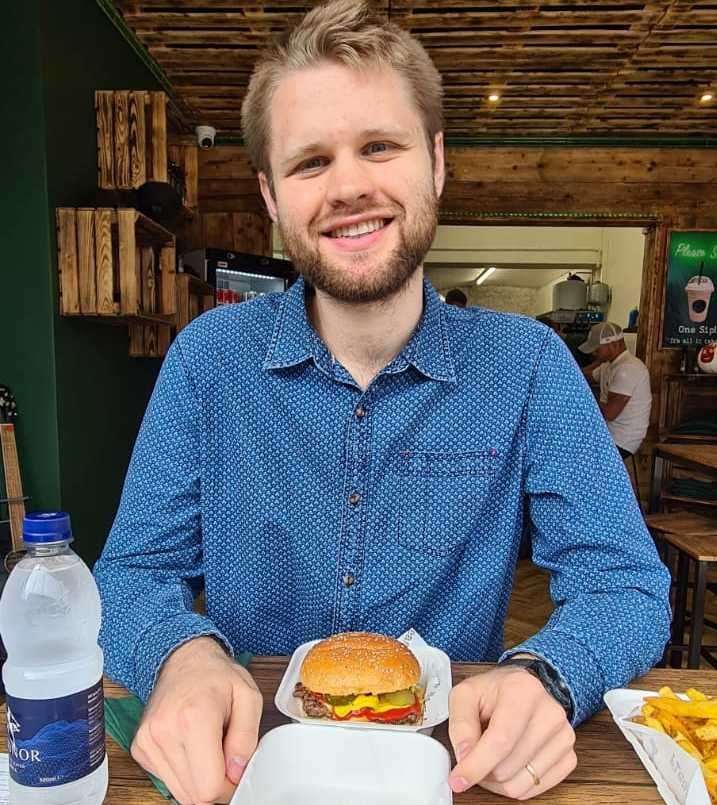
[500,629,604,726]
[133,613,235,703]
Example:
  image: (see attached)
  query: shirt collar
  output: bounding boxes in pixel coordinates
[263,278,318,371]
[264,277,456,384]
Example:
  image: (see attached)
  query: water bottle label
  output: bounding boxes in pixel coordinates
[6,678,105,787]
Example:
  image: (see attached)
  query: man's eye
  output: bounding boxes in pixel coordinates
[298,157,326,172]
[366,142,392,155]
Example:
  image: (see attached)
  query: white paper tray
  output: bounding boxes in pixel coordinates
[230,722,453,805]
[604,688,711,805]
[275,629,452,734]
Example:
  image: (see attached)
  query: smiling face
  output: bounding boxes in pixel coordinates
[259,61,445,304]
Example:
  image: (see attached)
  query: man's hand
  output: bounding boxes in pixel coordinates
[131,637,263,805]
[448,666,576,800]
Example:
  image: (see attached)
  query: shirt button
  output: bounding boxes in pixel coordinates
[343,573,355,588]
[348,492,361,506]
[355,405,367,418]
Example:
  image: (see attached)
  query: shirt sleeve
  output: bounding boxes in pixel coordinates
[500,330,671,725]
[607,361,638,397]
[94,337,234,703]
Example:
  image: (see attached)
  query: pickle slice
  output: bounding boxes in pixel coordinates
[325,694,356,706]
[379,689,415,707]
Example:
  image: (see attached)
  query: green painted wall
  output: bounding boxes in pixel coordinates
[0,2,61,519]
[1,1,166,565]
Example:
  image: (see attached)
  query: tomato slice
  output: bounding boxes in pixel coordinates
[331,700,422,723]
[365,703,420,722]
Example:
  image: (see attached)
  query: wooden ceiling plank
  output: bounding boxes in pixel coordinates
[390,0,660,7]
[116,0,717,140]
[135,30,281,46]
[413,30,645,46]
[136,28,652,47]
[117,0,385,8]
[122,11,307,30]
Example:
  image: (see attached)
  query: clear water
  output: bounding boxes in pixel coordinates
[0,546,108,804]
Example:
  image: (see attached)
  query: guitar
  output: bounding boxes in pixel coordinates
[0,386,26,571]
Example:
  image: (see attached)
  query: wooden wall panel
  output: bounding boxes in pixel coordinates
[231,212,270,255]
[179,145,272,255]
[202,212,235,251]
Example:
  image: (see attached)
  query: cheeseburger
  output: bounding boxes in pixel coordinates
[293,632,424,725]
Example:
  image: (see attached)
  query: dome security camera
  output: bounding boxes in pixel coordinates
[196,125,217,150]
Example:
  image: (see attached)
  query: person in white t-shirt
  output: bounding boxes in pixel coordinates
[579,322,652,457]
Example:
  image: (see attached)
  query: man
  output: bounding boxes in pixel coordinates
[94,3,670,804]
[445,288,468,307]
[579,321,652,458]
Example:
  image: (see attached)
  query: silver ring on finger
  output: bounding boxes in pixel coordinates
[525,761,541,787]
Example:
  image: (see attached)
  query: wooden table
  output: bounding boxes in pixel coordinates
[4,659,717,803]
[649,443,717,513]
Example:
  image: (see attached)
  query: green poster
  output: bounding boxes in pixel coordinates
[663,231,717,347]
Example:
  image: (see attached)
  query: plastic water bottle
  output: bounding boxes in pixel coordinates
[0,512,108,804]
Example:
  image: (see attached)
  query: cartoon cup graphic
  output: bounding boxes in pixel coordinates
[685,275,715,323]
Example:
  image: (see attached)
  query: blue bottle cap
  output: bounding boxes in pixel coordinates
[22,511,73,544]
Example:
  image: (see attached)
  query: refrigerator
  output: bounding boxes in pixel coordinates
[181,248,296,305]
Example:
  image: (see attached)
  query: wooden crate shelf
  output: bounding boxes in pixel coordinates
[96,90,167,190]
[56,207,176,357]
[96,90,197,216]
[176,274,214,333]
[128,320,172,359]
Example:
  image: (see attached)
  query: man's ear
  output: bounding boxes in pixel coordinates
[258,172,278,222]
[432,131,445,198]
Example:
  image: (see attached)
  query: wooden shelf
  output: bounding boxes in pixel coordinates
[133,212,174,246]
[176,273,214,332]
[95,90,199,222]
[56,207,176,357]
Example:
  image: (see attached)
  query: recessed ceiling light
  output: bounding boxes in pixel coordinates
[700,93,714,103]
[488,93,500,103]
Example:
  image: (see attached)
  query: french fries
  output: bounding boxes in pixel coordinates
[632,686,717,802]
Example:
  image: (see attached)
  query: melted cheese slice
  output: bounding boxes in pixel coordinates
[333,693,411,719]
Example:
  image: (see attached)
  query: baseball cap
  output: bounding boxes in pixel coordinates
[578,321,624,354]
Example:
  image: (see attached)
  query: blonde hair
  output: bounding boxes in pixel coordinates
[241,0,444,180]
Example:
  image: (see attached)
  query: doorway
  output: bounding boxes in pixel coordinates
[424,224,647,366]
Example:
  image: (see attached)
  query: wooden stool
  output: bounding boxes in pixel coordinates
[646,512,717,669]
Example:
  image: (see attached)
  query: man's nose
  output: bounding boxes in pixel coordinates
[325,154,374,207]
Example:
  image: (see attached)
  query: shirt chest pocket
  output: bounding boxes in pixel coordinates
[393,449,498,557]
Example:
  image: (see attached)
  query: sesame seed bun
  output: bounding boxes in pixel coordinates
[299,632,421,696]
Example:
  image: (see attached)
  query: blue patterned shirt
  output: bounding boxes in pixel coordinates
[94,278,670,724]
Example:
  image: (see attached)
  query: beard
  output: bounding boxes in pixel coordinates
[277,186,438,304]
